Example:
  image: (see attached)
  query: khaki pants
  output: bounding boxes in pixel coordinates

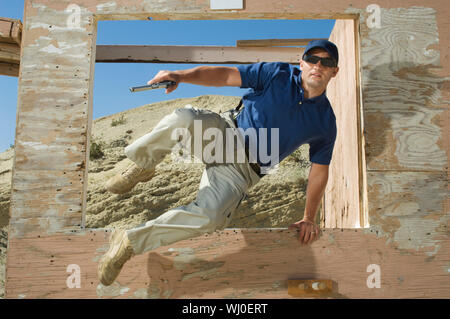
[123,105,261,254]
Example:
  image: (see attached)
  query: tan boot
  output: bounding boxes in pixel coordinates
[105,162,155,194]
[98,229,135,286]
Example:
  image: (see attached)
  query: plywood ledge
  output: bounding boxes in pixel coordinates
[5,228,449,298]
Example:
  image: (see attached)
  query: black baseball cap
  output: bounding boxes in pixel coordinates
[303,39,339,65]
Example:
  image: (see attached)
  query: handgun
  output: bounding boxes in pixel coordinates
[129,81,176,93]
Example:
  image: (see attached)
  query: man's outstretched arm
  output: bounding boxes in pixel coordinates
[147,66,242,93]
[289,162,329,245]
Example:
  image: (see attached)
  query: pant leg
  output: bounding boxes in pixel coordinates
[127,163,249,255]
[124,105,228,170]
[124,107,261,254]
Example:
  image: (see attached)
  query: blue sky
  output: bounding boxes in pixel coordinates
[0,1,334,153]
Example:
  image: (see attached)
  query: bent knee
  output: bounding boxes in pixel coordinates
[171,106,199,127]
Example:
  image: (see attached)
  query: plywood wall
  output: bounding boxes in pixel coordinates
[5,0,449,298]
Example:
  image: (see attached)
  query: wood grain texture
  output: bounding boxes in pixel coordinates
[0,61,19,77]
[236,38,325,47]
[359,7,446,171]
[96,45,303,64]
[325,19,364,228]
[5,228,450,298]
[10,2,97,236]
[366,171,448,250]
[9,169,84,237]
[6,0,450,299]
[0,43,20,64]
[0,18,22,45]
[0,19,12,39]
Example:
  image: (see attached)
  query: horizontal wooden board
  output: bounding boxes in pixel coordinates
[0,17,22,45]
[236,38,326,47]
[8,217,84,238]
[5,228,450,298]
[96,12,359,21]
[0,42,20,64]
[0,61,19,77]
[96,45,303,64]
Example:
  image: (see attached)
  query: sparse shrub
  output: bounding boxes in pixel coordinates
[110,138,128,148]
[90,137,105,160]
[111,115,126,127]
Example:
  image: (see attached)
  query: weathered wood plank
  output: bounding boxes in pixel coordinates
[0,18,22,45]
[366,171,448,249]
[324,19,365,228]
[96,45,303,64]
[0,37,20,64]
[5,228,450,298]
[96,12,358,21]
[360,7,446,171]
[0,18,14,43]
[8,217,84,239]
[0,18,12,33]
[13,136,86,171]
[9,169,84,237]
[7,0,449,300]
[236,38,325,47]
[10,8,97,235]
[0,61,19,77]
[10,18,22,46]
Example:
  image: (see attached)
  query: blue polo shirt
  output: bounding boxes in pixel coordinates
[236,62,337,168]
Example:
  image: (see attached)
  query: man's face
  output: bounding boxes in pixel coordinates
[299,48,339,90]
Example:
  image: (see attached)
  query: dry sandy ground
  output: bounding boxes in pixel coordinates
[0,95,311,298]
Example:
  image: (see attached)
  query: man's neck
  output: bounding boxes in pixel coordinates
[302,83,325,100]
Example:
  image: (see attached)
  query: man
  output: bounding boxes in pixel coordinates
[98,40,339,286]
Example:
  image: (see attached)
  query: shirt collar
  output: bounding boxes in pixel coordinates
[296,69,327,104]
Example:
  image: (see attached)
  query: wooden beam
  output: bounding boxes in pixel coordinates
[10,19,22,46]
[0,42,20,64]
[324,20,362,228]
[96,45,303,64]
[98,12,359,21]
[0,18,14,42]
[5,228,450,298]
[0,18,22,45]
[236,38,327,47]
[0,61,19,77]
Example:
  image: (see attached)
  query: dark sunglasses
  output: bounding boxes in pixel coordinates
[303,55,337,68]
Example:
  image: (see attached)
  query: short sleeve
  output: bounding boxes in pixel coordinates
[237,62,280,91]
[309,137,336,165]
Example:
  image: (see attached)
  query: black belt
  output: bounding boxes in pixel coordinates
[230,102,263,178]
